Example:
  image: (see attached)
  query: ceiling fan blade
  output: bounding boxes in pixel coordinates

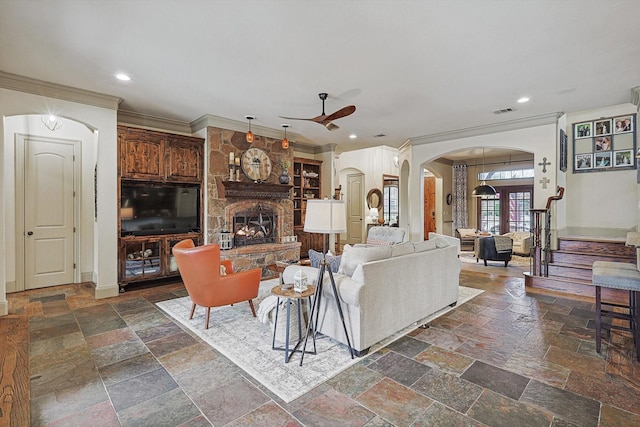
[323,105,356,123]
[278,114,326,123]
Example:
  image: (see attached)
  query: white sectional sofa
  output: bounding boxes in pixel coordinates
[283,233,461,355]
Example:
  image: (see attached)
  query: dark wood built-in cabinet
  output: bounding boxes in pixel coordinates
[117,126,204,291]
[292,157,324,256]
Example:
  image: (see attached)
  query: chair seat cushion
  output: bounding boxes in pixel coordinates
[592,265,640,291]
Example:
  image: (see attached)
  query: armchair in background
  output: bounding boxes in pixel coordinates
[502,231,532,256]
[455,228,478,252]
[474,235,513,267]
[366,226,406,245]
[172,239,261,329]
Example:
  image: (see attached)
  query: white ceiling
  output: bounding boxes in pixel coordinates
[1,0,639,155]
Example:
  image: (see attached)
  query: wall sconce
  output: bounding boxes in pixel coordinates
[245,115,255,143]
[281,124,290,149]
[42,115,62,131]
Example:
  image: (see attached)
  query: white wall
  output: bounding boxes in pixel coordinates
[408,124,557,242]
[336,146,400,241]
[563,103,638,237]
[4,115,97,290]
[1,88,119,315]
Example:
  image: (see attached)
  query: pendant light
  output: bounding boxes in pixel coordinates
[245,115,255,143]
[281,124,290,149]
[472,148,496,197]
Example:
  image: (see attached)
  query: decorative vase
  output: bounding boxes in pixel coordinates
[279,169,290,184]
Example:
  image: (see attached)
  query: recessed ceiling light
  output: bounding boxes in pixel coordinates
[115,73,131,81]
[517,97,530,103]
[349,134,357,139]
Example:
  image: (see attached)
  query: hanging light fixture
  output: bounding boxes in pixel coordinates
[244,115,255,143]
[472,148,496,197]
[281,124,290,149]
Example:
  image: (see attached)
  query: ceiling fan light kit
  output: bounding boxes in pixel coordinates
[245,115,255,143]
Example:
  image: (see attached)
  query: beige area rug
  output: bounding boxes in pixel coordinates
[156,279,484,403]
[459,251,532,268]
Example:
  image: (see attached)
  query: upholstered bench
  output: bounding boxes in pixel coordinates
[591,260,640,361]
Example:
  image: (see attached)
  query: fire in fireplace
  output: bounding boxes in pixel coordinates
[233,204,277,247]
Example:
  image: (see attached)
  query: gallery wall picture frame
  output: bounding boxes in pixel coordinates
[559,129,568,172]
[614,150,633,167]
[572,113,636,174]
[594,119,612,136]
[614,115,634,134]
[575,122,592,138]
[595,136,612,151]
[575,153,593,170]
[594,152,611,168]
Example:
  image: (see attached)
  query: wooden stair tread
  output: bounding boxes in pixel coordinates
[547,262,592,270]
[558,236,627,243]
[553,248,634,257]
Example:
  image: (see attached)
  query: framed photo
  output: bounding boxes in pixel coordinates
[559,129,568,172]
[614,150,633,167]
[595,136,612,151]
[575,122,592,138]
[594,152,611,168]
[575,153,592,170]
[594,119,612,136]
[614,115,633,134]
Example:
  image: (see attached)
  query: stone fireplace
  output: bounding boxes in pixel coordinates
[206,125,300,276]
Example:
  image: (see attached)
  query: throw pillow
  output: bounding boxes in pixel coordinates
[391,241,415,257]
[220,265,227,276]
[338,244,392,277]
[308,249,341,273]
[413,240,438,253]
[365,238,393,246]
[434,238,449,248]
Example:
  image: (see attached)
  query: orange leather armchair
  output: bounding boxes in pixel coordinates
[172,239,261,329]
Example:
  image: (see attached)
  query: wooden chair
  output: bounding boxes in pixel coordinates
[172,239,261,329]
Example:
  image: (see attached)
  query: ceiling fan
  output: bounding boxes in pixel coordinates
[280,92,356,131]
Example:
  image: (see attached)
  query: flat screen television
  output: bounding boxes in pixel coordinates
[120,182,200,236]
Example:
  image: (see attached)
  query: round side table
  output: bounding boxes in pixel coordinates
[270,284,316,363]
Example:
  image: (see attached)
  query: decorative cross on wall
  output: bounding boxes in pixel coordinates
[539,176,550,189]
[538,157,551,173]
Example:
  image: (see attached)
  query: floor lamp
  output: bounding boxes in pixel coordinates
[299,199,354,365]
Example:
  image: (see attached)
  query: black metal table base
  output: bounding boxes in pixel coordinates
[271,294,316,363]
[299,259,354,366]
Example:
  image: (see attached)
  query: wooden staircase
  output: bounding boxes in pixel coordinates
[525,236,635,304]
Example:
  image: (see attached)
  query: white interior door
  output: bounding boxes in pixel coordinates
[22,136,77,289]
[347,173,363,244]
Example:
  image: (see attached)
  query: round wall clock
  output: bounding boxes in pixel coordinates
[241,148,272,181]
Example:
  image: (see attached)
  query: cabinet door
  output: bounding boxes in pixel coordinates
[166,138,203,182]
[121,239,163,281]
[119,129,164,180]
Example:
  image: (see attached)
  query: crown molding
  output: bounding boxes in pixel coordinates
[409,112,562,146]
[118,110,194,134]
[0,71,121,110]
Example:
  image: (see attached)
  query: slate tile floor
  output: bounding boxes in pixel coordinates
[6,266,640,426]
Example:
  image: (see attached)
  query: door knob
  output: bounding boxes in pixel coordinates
[27,231,34,236]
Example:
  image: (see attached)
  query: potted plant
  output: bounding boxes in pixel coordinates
[278,160,291,184]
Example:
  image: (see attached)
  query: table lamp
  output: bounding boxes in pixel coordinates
[299,199,354,364]
[369,207,379,223]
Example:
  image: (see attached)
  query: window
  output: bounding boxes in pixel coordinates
[477,186,532,233]
[383,179,399,225]
[479,168,534,180]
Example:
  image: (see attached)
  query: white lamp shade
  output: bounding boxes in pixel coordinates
[304,199,347,234]
[369,207,379,218]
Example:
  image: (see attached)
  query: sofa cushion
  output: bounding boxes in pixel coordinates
[391,241,415,257]
[308,249,341,273]
[338,244,392,277]
[413,240,438,252]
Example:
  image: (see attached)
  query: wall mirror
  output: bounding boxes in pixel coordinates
[366,188,382,209]
[383,175,399,226]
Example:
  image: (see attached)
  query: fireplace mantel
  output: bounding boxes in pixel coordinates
[222,181,293,200]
